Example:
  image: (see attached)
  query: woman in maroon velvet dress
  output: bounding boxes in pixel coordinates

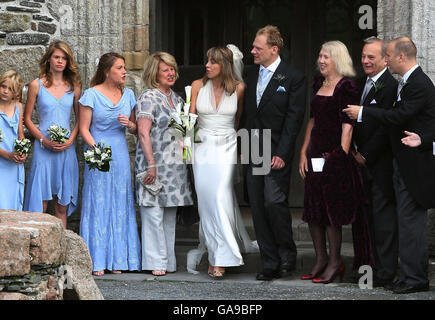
[299,41,373,284]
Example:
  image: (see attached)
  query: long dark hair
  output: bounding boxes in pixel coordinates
[90,52,125,87]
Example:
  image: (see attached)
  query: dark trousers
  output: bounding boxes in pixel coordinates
[393,160,429,286]
[246,164,297,272]
[362,167,398,281]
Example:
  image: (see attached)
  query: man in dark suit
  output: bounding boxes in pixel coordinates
[240,25,306,281]
[352,37,398,288]
[344,37,435,294]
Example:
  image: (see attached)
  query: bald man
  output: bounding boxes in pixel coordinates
[344,37,435,294]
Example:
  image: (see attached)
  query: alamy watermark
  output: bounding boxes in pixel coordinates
[358,265,373,289]
[358,5,374,30]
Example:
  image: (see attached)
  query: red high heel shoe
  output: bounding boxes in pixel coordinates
[300,264,327,280]
[312,263,345,284]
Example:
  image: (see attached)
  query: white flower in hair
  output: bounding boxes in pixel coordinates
[95,58,100,66]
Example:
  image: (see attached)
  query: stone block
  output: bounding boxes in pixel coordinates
[134,25,147,52]
[32,14,53,22]
[0,227,31,277]
[0,47,45,85]
[132,52,147,70]
[38,22,57,34]
[123,27,135,52]
[6,33,50,45]
[123,51,134,70]
[19,1,42,8]
[0,13,31,32]
[6,6,40,13]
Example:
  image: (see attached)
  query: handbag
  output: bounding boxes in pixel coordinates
[136,171,163,196]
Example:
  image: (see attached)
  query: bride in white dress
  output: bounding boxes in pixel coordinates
[187,45,258,278]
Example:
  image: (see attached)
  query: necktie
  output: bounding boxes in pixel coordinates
[256,68,269,106]
[360,78,374,105]
[397,78,406,99]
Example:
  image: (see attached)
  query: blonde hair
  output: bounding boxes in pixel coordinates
[256,25,284,52]
[202,46,238,95]
[0,70,24,102]
[38,40,81,91]
[321,41,356,77]
[142,52,179,89]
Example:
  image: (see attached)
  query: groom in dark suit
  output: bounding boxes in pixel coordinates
[352,37,398,288]
[240,25,306,281]
[344,37,435,294]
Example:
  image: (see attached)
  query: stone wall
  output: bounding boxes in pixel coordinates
[0,209,103,300]
[378,0,435,82]
[0,0,150,232]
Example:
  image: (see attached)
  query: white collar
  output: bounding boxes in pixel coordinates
[402,64,419,83]
[368,67,387,83]
[260,56,281,74]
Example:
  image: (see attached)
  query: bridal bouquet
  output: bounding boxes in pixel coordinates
[14,138,32,155]
[47,124,70,143]
[168,86,201,163]
[84,142,112,172]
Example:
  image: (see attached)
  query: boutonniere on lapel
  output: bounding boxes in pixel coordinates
[372,80,384,93]
[273,73,287,92]
[273,73,286,85]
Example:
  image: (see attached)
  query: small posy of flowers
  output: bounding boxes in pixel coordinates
[273,73,286,85]
[47,124,70,143]
[168,86,201,163]
[14,138,32,155]
[373,80,384,93]
[84,142,112,172]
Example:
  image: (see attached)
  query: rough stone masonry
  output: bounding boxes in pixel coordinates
[0,209,103,300]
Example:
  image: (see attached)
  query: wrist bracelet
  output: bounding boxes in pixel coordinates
[40,137,44,149]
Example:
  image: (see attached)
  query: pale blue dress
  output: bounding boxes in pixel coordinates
[79,88,141,272]
[0,103,25,210]
[24,79,79,215]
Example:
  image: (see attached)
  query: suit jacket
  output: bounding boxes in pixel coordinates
[353,69,397,200]
[362,66,435,209]
[240,59,306,165]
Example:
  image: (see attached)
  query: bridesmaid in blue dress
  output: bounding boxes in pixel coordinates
[79,52,141,276]
[24,40,81,228]
[0,70,26,210]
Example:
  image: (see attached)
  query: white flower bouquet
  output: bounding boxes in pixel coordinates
[168,86,201,163]
[14,138,32,155]
[84,142,112,172]
[47,124,70,143]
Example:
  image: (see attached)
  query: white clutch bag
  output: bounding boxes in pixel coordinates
[136,171,163,196]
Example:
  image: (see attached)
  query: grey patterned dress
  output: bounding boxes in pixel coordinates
[134,88,193,207]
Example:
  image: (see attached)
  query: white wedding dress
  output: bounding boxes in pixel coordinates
[187,80,258,273]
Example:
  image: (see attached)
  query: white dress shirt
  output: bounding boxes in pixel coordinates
[256,56,281,105]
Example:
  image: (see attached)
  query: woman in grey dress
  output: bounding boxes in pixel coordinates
[135,52,193,276]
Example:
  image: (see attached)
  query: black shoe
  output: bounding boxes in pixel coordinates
[256,271,281,281]
[384,279,403,291]
[280,265,295,278]
[392,282,430,294]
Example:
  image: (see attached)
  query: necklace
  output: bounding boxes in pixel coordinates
[158,88,172,98]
